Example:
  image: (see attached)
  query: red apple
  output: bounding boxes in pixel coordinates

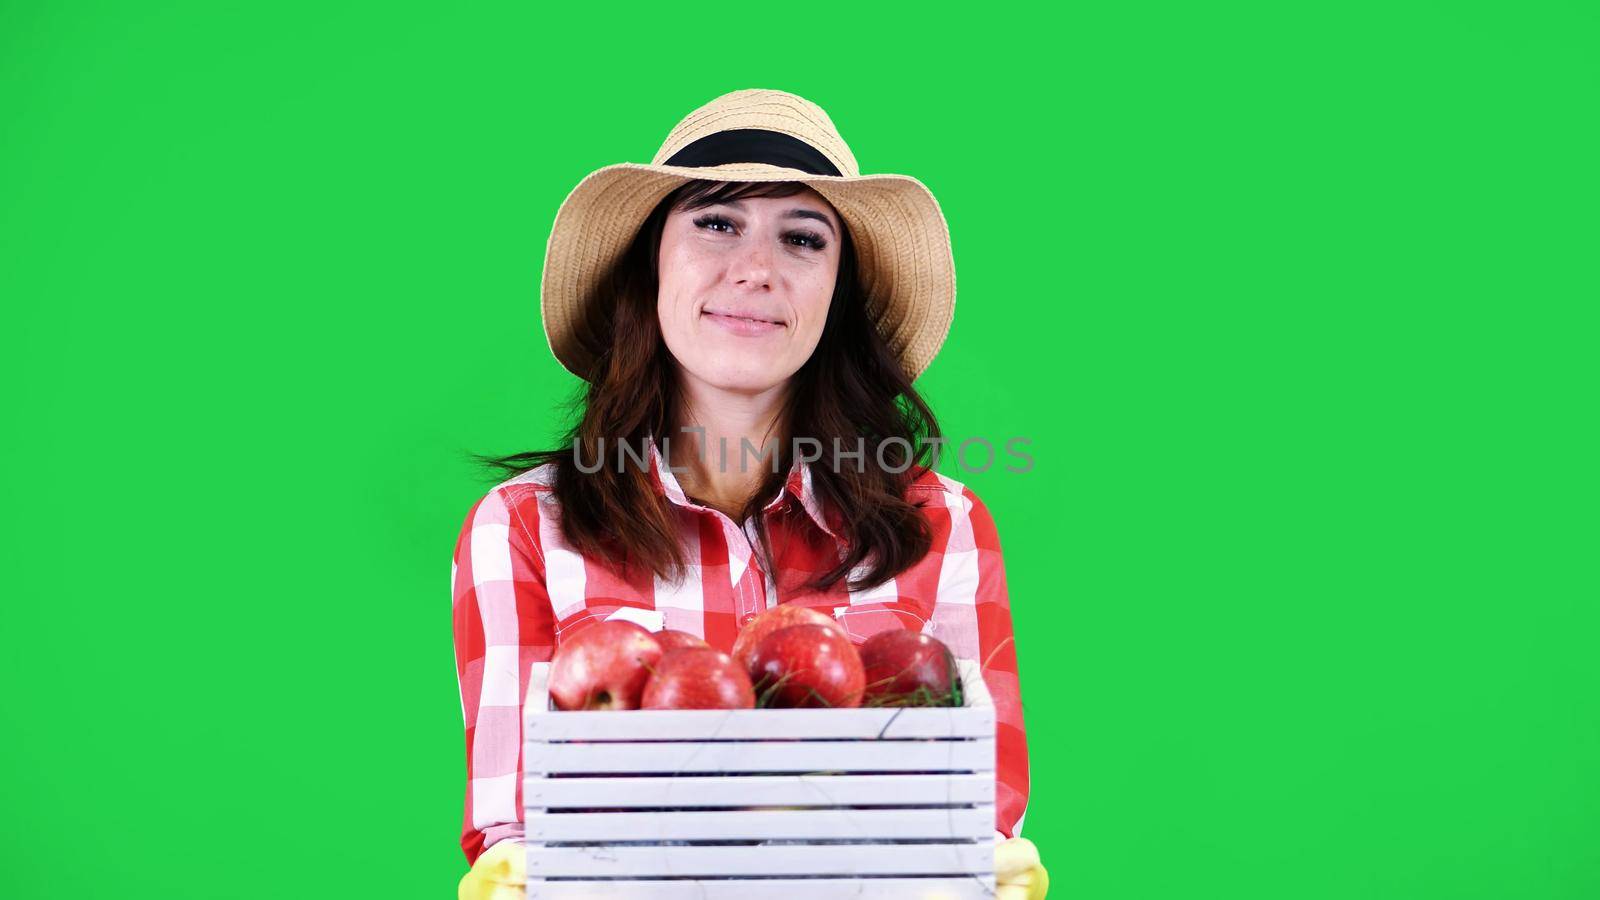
[654,629,710,654]
[548,620,663,710]
[641,648,756,710]
[749,624,865,709]
[860,630,960,707]
[731,604,845,672]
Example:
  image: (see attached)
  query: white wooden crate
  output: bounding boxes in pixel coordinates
[522,658,997,899]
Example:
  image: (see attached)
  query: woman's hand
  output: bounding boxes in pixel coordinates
[457,839,524,900]
[996,836,1050,899]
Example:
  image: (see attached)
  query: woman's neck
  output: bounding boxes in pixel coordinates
[666,381,789,518]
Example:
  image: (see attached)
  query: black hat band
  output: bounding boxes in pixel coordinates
[662,129,843,177]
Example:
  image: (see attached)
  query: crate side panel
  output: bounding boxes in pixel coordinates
[528,877,996,899]
[525,772,995,809]
[531,705,993,741]
[527,842,994,878]
[539,738,994,774]
[955,659,993,709]
[529,806,994,841]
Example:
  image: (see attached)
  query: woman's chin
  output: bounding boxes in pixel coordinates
[686,363,792,396]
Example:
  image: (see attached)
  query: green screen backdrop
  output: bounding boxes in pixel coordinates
[3,3,1595,898]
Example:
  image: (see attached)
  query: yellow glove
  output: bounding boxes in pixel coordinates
[996,836,1050,900]
[458,839,525,900]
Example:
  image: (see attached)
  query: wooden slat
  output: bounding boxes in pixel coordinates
[526,772,994,809]
[955,659,991,707]
[530,705,994,742]
[527,876,997,899]
[531,738,993,774]
[529,806,993,841]
[527,842,994,878]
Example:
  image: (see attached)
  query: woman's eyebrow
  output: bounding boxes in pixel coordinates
[783,208,836,237]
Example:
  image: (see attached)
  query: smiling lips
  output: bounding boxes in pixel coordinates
[702,309,786,337]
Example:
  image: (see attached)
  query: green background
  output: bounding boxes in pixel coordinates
[3,2,1595,897]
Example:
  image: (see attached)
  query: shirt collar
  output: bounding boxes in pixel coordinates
[643,431,839,540]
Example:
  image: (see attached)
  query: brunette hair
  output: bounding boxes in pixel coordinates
[475,180,942,592]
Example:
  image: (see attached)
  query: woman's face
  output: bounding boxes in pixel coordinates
[656,187,842,396]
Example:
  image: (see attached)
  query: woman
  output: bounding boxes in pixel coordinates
[452,89,1049,899]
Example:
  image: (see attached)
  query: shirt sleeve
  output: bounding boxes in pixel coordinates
[452,485,555,866]
[926,485,1031,839]
[965,486,1030,839]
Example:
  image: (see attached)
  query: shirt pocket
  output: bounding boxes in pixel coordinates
[832,600,930,643]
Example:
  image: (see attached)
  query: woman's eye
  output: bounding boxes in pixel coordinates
[786,230,828,252]
[692,215,826,252]
[692,214,736,234]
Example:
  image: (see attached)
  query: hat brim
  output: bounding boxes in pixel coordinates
[539,162,955,383]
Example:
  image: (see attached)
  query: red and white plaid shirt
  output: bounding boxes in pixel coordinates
[450,437,1029,865]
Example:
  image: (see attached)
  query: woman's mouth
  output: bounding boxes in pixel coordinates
[701,310,785,337]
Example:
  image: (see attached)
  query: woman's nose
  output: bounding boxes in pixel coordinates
[728,240,773,290]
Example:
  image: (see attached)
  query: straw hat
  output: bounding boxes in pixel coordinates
[539,88,956,383]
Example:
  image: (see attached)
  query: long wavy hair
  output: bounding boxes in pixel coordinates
[476,179,943,593]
